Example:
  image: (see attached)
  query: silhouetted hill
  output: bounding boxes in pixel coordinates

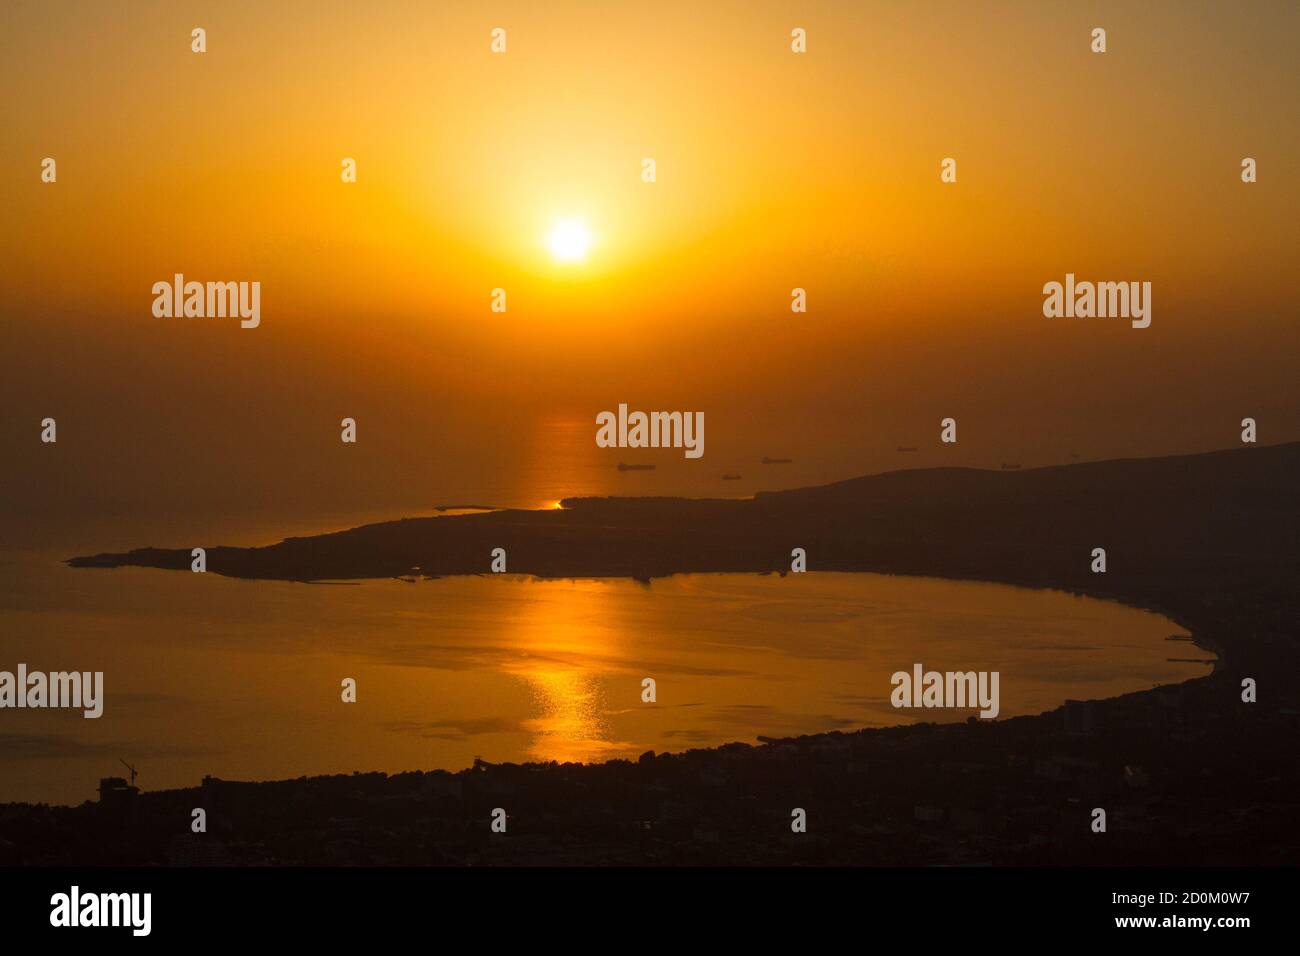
[68,443,1300,615]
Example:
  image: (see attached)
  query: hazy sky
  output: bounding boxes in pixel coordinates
[3,0,1296,542]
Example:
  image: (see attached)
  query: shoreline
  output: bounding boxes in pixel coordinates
[3,442,1294,864]
[1,568,1215,809]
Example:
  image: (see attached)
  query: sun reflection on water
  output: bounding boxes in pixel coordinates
[502,579,633,763]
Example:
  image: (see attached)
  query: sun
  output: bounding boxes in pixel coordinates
[546,218,593,263]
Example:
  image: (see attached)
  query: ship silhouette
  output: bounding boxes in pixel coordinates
[617,462,655,472]
[761,456,792,464]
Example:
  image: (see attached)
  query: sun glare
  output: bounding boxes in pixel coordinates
[546,218,593,263]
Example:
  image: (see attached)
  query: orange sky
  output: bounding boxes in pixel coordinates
[2,0,1297,540]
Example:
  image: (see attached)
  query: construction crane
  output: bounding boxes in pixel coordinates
[119,759,139,787]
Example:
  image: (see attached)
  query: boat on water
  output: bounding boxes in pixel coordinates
[897,446,918,453]
[617,462,656,471]
[721,474,742,480]
[761,456,792,464]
